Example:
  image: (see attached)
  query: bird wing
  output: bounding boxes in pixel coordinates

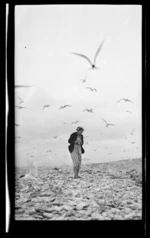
[128,100,133,103]
[17,96,21,101]
[117,99,123,102]
[94,39,105,65]
[131,128,135,134]
[101,118,107,124]
[86,87,91,90]
[72,53,93,66]
[109,124,116,126]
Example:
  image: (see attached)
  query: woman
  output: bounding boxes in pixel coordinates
[68,127,85,179]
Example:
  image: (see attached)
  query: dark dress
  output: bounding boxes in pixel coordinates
[68,132,85,154]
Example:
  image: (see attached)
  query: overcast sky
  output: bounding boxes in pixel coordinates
[15,5,142,167]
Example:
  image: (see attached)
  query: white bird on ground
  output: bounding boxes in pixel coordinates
[19,161,38,180]
[72,39,105,70]
[101,118,116,127]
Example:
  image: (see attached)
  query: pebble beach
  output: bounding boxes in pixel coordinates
[15,158,142,220]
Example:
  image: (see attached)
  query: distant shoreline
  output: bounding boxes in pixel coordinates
[15,157,142,169]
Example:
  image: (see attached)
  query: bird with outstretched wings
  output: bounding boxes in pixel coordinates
[101,118,116,127]
[59,105,72,110]
[43,105,51,110]
[72,39,105,69]
[117,98,133,103]
[86,87,98,92]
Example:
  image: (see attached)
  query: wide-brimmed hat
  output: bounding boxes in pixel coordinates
[76,126,84,131]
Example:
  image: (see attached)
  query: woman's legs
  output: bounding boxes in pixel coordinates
[71,149,78,178]
[76,151,82,177]
[71,146,81,178]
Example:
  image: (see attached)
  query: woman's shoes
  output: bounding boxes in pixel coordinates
[74,176,81,179]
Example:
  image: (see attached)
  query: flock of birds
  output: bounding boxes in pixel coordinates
[15,39,139,169]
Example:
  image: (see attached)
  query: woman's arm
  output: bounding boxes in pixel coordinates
[68,135,72,144]
[81,136,84,146]
[68,133,76,144]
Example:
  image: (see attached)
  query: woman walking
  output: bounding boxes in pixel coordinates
[68,127,85,179]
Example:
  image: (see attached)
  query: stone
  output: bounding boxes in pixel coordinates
[109,208,120,214]
[124,213,136,220]
[126,204,140,210]
[65,210,75,217]
[123,208,132,214]
[28,208,36,215]
[126,200,133,205]
[102,217,111,220]
[85,210,93,216]
[20,216,36,220]
[76,203,89,210]
[43,213,54,219]
[91,213,104,220]
[101,212,108,217]
[62,205,72,211]
[33,214,44,219]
